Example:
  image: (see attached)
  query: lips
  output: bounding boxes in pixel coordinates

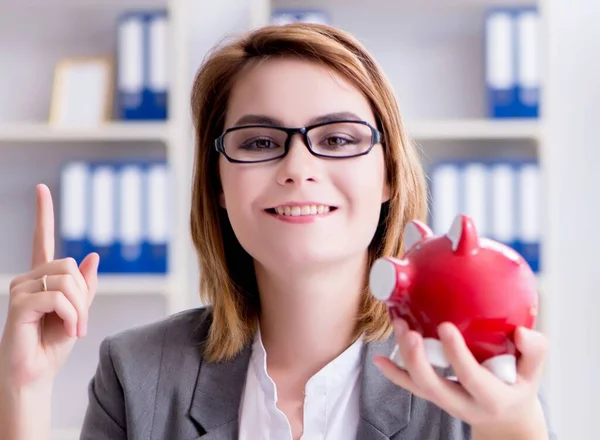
[265,204,338,217]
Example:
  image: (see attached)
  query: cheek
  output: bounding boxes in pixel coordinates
[341,156,387,226]
[343,156,386,205]
[219,163,265,225]
[221,166,246,211]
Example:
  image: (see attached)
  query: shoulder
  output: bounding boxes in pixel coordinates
[80,307,215,438]
[100,306,214,376]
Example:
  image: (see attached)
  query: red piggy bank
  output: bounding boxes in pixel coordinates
[368,213,539,384]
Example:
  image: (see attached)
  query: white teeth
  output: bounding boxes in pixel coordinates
[273,205,332,216]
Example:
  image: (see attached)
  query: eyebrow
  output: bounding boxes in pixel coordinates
[232,111,365,127]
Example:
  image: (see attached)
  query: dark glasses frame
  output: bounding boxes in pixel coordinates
[214,119,384,164]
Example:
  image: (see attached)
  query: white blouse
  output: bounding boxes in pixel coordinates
[238,330,365,439]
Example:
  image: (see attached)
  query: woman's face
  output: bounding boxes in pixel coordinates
[219,57,390,272]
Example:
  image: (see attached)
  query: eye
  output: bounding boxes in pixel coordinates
[324,136,351,146]
[240,137,279,150]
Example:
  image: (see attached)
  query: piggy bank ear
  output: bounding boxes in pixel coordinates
[404,220,433,251]
[447,214,480,255]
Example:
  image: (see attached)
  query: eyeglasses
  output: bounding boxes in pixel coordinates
[214,120,383,164]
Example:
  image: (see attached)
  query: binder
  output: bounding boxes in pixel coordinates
[117,10,168,121]
[271,9,330,25]
[89,163,118,273]
[59,160,170,274]
[485,9,518,118]
[429,161,461,235]
[489,161,517,251]
[515,8,540,118]
[117,164,144,273]
[428,159,541,273]
[147,11,168,120]
[515,161,541,272]
[462,162,489,237]
[60,161,90,267]
[144,163,169,273]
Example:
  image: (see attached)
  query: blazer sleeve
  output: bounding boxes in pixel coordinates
[79,337,127,440]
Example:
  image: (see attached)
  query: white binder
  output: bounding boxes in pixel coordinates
[431,163,461,235]
[118,165,144,264]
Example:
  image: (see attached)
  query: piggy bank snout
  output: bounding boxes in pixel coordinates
[369,257,411,302]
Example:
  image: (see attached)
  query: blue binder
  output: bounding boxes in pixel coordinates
[143,162,169,274]
[59,160,170,274]
[60,161,91,268]
[116,163,145,273]
[485,7,540,119]
[513,161,541,272]
[89,162,120,273]
[485,9,518,118]
[117,10,168,121]
[515,8,540,118]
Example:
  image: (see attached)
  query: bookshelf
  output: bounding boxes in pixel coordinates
[50,429,80,440]
[0,0,192,435]
[0,0,552,436]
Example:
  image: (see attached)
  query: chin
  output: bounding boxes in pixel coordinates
[261,247,342,271]
[255,240,370,275]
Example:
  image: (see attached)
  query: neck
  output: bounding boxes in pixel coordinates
[255,254,367,378]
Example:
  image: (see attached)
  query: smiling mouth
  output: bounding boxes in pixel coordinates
[265,205,338,217]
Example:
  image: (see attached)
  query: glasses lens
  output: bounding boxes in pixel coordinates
[308,122,373,157]
[223,127,288,162]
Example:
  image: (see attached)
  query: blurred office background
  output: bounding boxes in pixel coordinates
[0,0,595,438]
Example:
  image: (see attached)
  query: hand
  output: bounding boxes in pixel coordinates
[374,319,549,438]
[0,184,99,390]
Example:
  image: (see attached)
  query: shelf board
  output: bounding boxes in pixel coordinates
[406,119,540,141]
[50,428,80,440]
[0,122,169,143]
[96,274,171,295]
[0,274,170,296]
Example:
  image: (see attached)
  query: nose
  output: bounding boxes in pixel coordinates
[275,134,320,186]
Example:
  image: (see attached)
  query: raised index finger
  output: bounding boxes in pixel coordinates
[31,184,55,269]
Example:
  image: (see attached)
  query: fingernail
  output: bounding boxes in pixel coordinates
[438,323,453,340]
[393,319,408,336]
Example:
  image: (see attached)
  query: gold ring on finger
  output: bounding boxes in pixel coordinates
[41,274,48,292]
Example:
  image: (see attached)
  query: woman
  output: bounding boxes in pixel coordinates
[0,23,555,440]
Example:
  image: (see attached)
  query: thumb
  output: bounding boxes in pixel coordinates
[79,252,100,305]
[515,326,548,384]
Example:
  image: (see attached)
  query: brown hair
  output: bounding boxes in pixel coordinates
[190,23,428,362]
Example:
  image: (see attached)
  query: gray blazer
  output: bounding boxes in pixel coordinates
[79,307,556,440]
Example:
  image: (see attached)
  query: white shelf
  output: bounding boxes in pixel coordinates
[0,274,170,296]
[0,122,170,143]
[406,119,540,141]
[50,428,80,440]
[96,274,171,295]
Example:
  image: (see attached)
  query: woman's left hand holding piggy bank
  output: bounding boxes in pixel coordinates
[374,319,550,440]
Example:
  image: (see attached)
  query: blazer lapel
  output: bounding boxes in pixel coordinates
[187,326,413,440]
[358,334,412,440]
[189,342,252,439]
